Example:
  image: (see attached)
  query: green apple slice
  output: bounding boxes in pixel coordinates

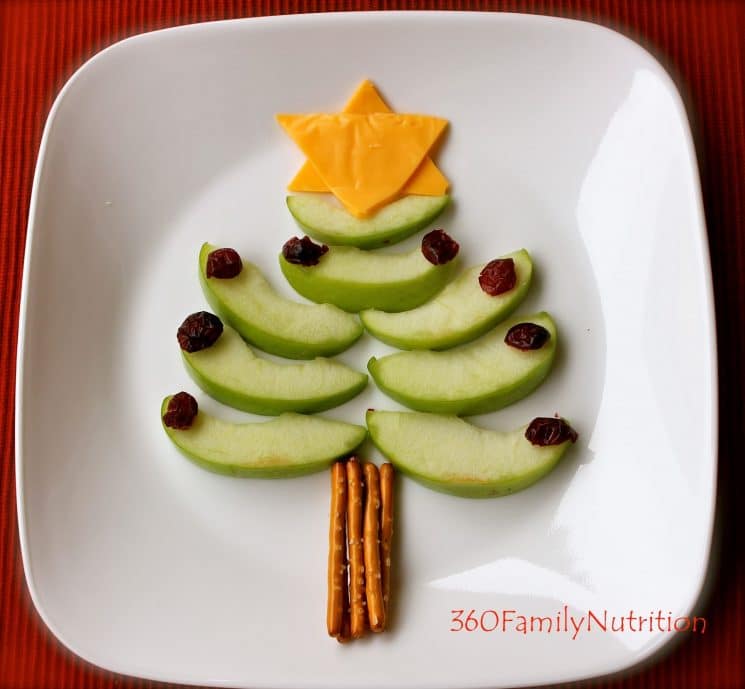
[279,242,459,314]
[286,194,450,249]
[360,250,533,350]
[182,324,367,415]
[368,312,556,415]
[162,397,366,477]
[199,243,362,359]
[367,410,575,498]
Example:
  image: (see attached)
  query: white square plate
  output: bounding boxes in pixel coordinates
[17,11,716,688]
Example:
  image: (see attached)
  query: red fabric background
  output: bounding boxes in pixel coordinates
[1,1,743,688]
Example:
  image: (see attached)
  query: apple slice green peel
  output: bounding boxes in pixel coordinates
[279,230,460,313]
[361,249,533,350]
[180,317,367,415]
[368,312,557,415]
[162,395,366,478]
[286,194,450,249]
[199,243,362,359]
[367,410,576,498]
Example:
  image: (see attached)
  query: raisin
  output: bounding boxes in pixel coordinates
[505,323,550,350]
[177,311,223,352]
[479,258,517,296]
[163,392,198,429]
[525,417,578,446]
[282,236,328,266]
[206,247,242,279]
[421,229,459,265]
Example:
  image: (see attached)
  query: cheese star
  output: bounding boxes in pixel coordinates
[277,82,449,217]
[289,80,449,198]
[277,112,448,217]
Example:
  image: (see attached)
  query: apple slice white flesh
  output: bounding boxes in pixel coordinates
[182,324,367,415]
[361,249,533,350]
[368,312,556,415]
[367,410,576,497]
[279,241,459,314]
[162,397,366,477]
[287,194,450,249]
[199,243,362,359]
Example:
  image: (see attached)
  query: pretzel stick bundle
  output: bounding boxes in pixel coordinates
[379,463,395,627]
[327,459,396,642]
[363,462,385,632]
[346,458,367,638]
[327,461,348,638]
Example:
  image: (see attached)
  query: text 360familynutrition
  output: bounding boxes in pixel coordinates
[449,606,707,639]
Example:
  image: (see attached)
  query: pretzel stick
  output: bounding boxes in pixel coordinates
[327,462,348,638]
[379,463,394,627]
[363,462,385,632]
[346,458,367,638]
[336,557,352,644]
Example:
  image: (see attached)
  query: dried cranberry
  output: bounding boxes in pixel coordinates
[421,230,459,265]
[163,392,198,429]
[282,236,328,266]
[177,311,223,352]
[525,418,578,446]
[206,247,242,279]
[479,258,517,296]
[505,323,550,350]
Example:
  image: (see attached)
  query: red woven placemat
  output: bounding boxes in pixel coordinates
[1,2,743,688]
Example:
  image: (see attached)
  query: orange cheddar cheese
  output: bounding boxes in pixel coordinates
[277,112,448,217]
[289,80,449,198]
[345,78,389,112]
